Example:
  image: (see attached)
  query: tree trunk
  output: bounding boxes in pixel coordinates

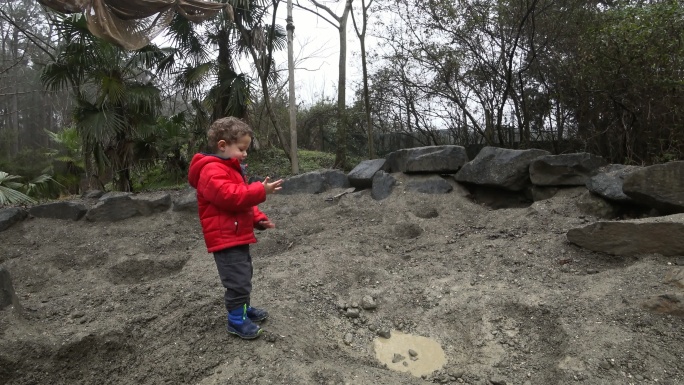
[352,0,374,159]
[286,1,299,174]
[10,27,20,156]
[333,0,352,169]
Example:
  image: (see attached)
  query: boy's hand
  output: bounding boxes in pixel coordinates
[262,177,283,195]
[258,220,276,229]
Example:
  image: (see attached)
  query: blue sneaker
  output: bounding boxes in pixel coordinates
[246,306,269,322]
[227,305,262,339]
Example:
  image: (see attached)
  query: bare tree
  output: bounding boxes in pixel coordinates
[286,0,299,173]
[350,0,374,159]
[296,0,353,168]
[0,1,62,160]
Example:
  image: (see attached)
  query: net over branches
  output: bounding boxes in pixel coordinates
[38,0,235,50]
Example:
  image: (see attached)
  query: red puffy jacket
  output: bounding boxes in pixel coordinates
[188,153,269,253]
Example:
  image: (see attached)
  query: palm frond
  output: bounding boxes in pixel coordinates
[125,83,162,116]
[180,62,216,89]
[0,171,23,184]
[100,74,127,105]
[166,14,210,63]
[225,74,251,116]
[269,24,288,51]
[128,45,167,71]
[0,172,36,205]
[0,185,36,205]
[41,62,74,91]
[76,106,128,142]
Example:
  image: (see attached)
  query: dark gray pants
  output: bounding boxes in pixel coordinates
[213,245,252,312]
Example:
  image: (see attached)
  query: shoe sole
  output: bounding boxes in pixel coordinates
[227,327,263,340]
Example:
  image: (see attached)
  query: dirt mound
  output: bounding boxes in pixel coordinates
[0,186,682,384]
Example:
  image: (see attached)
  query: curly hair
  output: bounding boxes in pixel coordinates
[207,117,254,152]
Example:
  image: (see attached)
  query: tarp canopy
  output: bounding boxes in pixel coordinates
[38,0,234,50]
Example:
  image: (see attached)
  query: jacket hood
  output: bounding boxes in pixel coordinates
[188,153,240,188]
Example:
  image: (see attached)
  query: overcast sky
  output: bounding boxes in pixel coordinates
[262,1,367,106]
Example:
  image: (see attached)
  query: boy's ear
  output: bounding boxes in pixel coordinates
[217,139,227,149]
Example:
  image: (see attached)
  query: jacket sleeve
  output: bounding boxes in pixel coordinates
[253,206,269,228]
[199,164,266,211]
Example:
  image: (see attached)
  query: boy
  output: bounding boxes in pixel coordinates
[188,117,283,339]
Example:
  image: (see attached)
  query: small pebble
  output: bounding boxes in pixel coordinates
[361,295,377,310]
[343,333,353,345]
[345,308,360,318]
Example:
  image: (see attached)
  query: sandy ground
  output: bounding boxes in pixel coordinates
[0,184,683,385]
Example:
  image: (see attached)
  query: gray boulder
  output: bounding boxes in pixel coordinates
[455,146,550,191]
[28,201,88,221]
[133,192,172,216]
[86,192,171,222]
[280,169,349,195]
[586,164,641,203]
[405,175,453,194]
[320,169,350,189]
[384,145,468,173]
[575,191,619,219]
[529,152,608,186]
[85,192,171,221]
[0,207,27,232]
[173,188,198,212]
[0,267,21,312]
[567,213,684,256]
[371,171,397,201]
[623,161,684,213]
[348,159,386,189]
[280,171,326,195]
[86,194,138,221]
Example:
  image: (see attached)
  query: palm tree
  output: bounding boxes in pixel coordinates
[42,14,167,191]
[161,1,289,154]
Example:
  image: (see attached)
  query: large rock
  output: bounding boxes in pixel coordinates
[0,207,27,232]
[280,171,326,195]
[529,152,608,186]
[455,146,550,191]
[622,161,684,213]
[278,169,348,195]
[85,192,171,221]
[348,159,386,189]
[0,267,21,311]
[575,191,619,219]
[28,201,88,221]
[86,194,139,222]
[384,146,468,174]
[566,213,684,256]
[404,175,453,194]
[586,164,641,203]
[172,188,198,212]
[133,192,172,216]
[371,171,397,201]
[320,169,350,189]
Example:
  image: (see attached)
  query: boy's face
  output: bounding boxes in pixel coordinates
[217,134,251,162]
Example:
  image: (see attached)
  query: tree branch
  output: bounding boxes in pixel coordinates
[0,7,56,61]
